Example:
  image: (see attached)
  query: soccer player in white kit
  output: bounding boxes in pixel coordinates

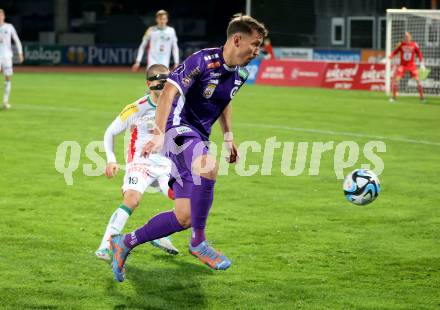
[0,9,23,110]
[132,10,179,71]
[96,64,179,261]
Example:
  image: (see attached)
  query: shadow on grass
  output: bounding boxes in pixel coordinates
[107,253,213,309]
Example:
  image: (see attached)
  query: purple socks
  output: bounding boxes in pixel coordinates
[123,211,184,249]
[122,176,216,250]
[190,176,216,247]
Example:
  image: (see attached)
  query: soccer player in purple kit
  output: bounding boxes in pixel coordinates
[109,14,268,281]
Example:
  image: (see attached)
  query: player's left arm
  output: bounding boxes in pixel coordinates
[133,27,152,71]
[219,103,239,163]
[11,25,23,63]
[415,42,425,69]
[171,28,179,69]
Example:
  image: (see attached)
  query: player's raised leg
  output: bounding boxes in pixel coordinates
[110,199,189,281]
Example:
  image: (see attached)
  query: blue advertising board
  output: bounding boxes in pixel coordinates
[245,58,261,84]
[313,49,361,62]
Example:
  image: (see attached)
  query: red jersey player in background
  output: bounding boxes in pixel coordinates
[262,37,275,59]
[388,32,426,103]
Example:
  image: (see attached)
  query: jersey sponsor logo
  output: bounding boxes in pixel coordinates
[203,53,220,61]
[119,103,139,121]
[203,83,217,99]
[181,66,201,87]
[175,126,193,134]
[208,79,219,84]
[234,79,242,85]
[207,61,221,69]
[159,35,171,41]
[230,86,239,99]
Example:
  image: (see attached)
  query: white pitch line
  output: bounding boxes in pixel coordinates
[239,123,440,147]
[12,104,115,115]
[13,104,84,113]
[8,104,440,147]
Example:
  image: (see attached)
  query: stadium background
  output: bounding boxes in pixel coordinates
[1,0,440,309]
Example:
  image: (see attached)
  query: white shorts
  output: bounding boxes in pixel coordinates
[0,58,13,76]
[122,162,171,195]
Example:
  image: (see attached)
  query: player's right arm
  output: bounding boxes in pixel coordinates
[389,42,402,60]
[142,52,204,157]
[103,102,141,177]
[132,27,152,71]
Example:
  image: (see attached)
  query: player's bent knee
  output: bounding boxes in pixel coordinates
[123,190,142,210]
[192,154,218,180]
[174,198,191,228]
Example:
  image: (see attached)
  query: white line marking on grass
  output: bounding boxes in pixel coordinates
[13,104,115,115]
[14,104,84,113]
[240,123,440,147]
[9,105,440,147]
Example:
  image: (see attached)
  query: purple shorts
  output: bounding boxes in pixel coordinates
[164,126,209,198]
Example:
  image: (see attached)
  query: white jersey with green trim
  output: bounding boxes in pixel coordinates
[135,26,179,67]
[103,94,171,166]
[0,23,22,59]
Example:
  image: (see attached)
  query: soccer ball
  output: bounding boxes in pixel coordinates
[343,169,380,205]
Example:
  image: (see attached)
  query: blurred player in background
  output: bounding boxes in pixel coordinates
[0,9,23,110]
[261,37,275,59]
[388,32,425,103]
[132,10,179,71]
[95,64,179,261]
[109,14,267,282]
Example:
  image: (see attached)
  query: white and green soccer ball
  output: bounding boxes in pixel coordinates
[343,169,380,205]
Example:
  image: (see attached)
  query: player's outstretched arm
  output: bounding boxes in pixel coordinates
[103,114,132,178]
[388,43,401,60]
[133,27,152,71]
[219,104,239,163]
[141,82,179,157]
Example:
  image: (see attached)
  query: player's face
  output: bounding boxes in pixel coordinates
[234,30,263,66]
[147,74,168,97]
[0,12,5,23]
[405,32,412,43]
[156,15,168,28]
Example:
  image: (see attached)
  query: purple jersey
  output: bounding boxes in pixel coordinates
[166,47,249,140]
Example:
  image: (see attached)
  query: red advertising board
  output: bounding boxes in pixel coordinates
[255,59,385,91]
[256,60,327,87]
[323,63,385,91]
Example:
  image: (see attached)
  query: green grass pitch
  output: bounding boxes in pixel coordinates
[0,72,439,309]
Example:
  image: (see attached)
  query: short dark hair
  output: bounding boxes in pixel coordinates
[227,14,268,39]
[156,10,169,18]
[146,64,169,80]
